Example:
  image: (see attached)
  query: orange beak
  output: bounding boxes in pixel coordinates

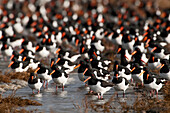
[108,32,113,37]
[50,70,56,75]
[82,47,85,53]
[143,36,148,42]
[151,47,157,52]
[62,32,66,38]
[128,36,131,41]
[19,49,24,54]
[117,48,121,53]
[36,46,39,51]
[160,64,164,69]
[90,58,93,61]
[92,36,95,40]
[58,26,62,31]
[104,31,108,35]
[51,61,54,67]
[22,38,25,43]
[101,18,104,23]
[131,51,137,56]
[74,64,81,70]
[31,76,34,80]
[34,67,40,73]
[0,23,5,28]
[131,67,136,72]
[116,74,118,80]
[143,32,148,37]
[152,57,154,62]
[4,44,7,48]
[156,64,162,68]
[116,65,118,70]
[139,71,145,76]
[93,52,97,57]
[83,68,88,75]
[145,39,150,47]
[32,28,36,32]
[84,76,91,83]
[84,30,88,34]
[8,61,14,67]
[37,32,42,37]
[120,26,124,32]
[56,48,61,54]
[48,38,51,43]
[23,57,26,61]
[145,39,150,45]
[166,26,170,31]
[31,21,37,27]
[0,35,4,39]
[55,58,60,63]
[147,74,149,80]
[75,39,79,46]
[42,38,46,43]
[10,55,14,60]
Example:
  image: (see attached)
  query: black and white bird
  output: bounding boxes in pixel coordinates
[113,61,132,81]
[50,66,69,91]
[147,54,161,70]
[143,67,166,97]
[34,64,52,88]
[159,59,170,80]
[8,59,30,72]
[131,63,144,85]
[112,71,129,97]
[28,73,43,94]
[86,71,113,99]
[122,34,135,51]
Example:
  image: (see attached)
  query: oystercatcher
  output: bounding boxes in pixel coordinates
[147,54,161,70]
[86,71,113,99]
[143,67,166,97]
[34,64,52,88]
[113,61,132,81]
[8,59,30,72]
[122,34,135,51]
[28,73,43,94]
[50,67,69,91]
[131,63,144,85]
[159,59,170,80]
[1,43,13,57]
[35,44,50,58]
[112,71,129,97]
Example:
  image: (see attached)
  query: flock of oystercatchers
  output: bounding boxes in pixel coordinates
[0,0,169,99]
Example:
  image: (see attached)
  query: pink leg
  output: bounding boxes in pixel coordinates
[32,90,34,94]
[98,93,100,99]
[150,91,152,97]
[62,84,64,91]
[43,81,46,88]
[123,92,125,98]
[38,90,40,94]
[56,85,58,91]
[156,91,158,98]
[46,81,48,89]
[152,90,155,96]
